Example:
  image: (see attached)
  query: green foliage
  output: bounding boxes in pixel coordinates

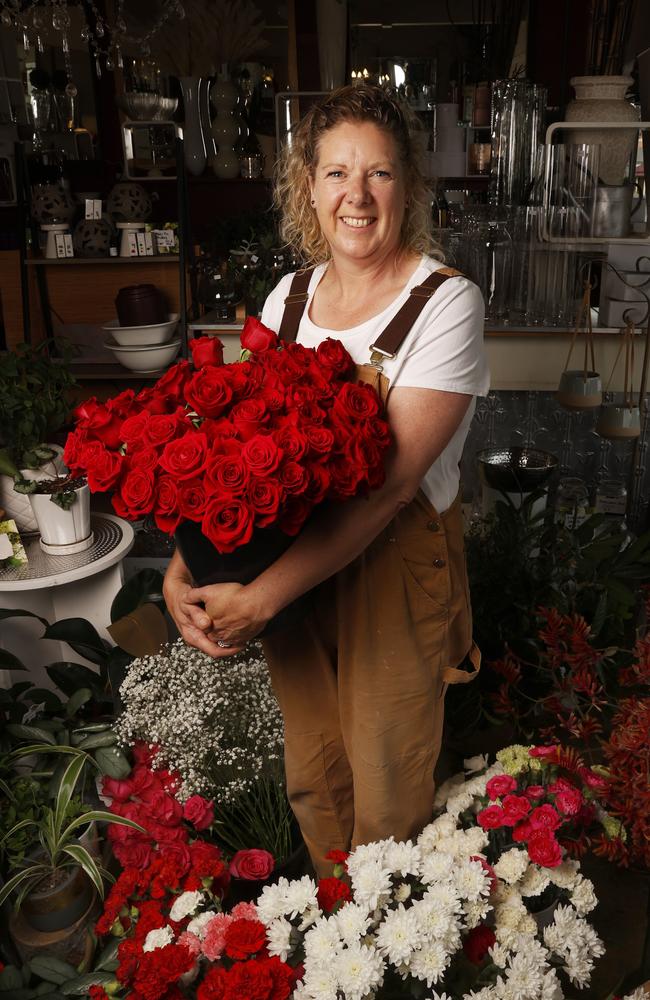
[0,341,77,472]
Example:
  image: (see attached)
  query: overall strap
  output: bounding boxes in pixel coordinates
[278,266,317,343]
[369,266,463,370]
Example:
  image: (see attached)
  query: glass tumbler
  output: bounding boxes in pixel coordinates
[467,217,513,324]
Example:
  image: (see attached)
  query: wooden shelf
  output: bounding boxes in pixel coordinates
[68,362,175,380]
[26,256,180,266]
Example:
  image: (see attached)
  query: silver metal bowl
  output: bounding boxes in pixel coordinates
[117,93,178,121]
[477,447,559,493]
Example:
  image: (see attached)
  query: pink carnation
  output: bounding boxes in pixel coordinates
[201,913,233,961]
[177,931,201,956]
[478,805,506,830]
[230,902,259,921]
[501,794,531,826]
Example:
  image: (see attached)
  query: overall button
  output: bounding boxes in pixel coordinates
[427,520,440,532]
[432,557,446,568]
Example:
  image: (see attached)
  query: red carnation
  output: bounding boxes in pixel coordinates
[197,967,228,1000]
[463,923,496,964]
[486,774,517,800]
[223,918,268,960]
[501,794,531,826]
[527,829,563,868]
[529,804,562,831]
[478,805,506,830]
[325,849,349,868]
[317,877,352,913]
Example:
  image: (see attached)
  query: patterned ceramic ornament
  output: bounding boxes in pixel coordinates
[106,181,152,222]
[73,217,114,257]
[31,183,76,224]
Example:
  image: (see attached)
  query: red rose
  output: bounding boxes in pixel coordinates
[241,316,279,353]
[63,428,87,472]
[182,795,215,831]
[202,497,254,553]
[317,877,352,913]
[527,829,562,868]
[73,396,126,450]
[157,840,192,871]
[112,836,153,870]
[230,398,270,441]
[303,464,331,505]
[113,468,155,519]
[249,477,284,527]
[184,366,234,419]
[229,848,275,880]
[315,338,354,377]
[477,805,506,830]
[274,424,308,461]
[206,452,249,496]
[148,359,192,404]
[529,804,562,831]
[178,478,207,522]
[223,918,268,959]
[303,424,334,457]
[102,775,133,802]
[278,460,309,495]
[144,411,185,448]
[241,434,281,476]
[333,381,381,422]
[278,495,312,536]
[486,774,518,800]
[154,476,181,534]
[328,454,361,498]
[463,923,496,964]
[79,441,124,492]
[501,794,531,826]
[160,431,208,480]
[190,335,224,368]
[120,411,150,450]
[144,789,183,827]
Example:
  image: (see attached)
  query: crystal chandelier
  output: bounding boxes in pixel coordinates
[0,0,185,94]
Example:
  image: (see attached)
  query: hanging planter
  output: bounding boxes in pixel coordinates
[556,279,602,410]
[596,317,641,439]
[27,475,93,555]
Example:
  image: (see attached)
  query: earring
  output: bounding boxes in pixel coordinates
[311,199,315,206]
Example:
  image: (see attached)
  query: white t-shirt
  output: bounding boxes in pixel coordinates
[261,255,490,513]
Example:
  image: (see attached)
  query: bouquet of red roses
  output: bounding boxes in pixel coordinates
[64,319,390,554]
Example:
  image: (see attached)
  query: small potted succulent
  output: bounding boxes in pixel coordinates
[0,341,77,532]
[27,471,93,554]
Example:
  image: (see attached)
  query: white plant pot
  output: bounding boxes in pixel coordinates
[0,445,66,533]
[29,482,94,554]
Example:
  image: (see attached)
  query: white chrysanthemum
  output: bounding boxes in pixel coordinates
[465,989,498,1000]
[547,860,579,890]
[463,826,490,854]
[495,923,522,951]
[433,775,466,809]
[346,841,385,876]
[298,903,320,932]
[407,940,450,987]
[350,860,393,912]
[375,904,420,964]
[335,902,372,944]
[301,962,339,1000]
[518,913,538,936]
[540,966,563,1000]
[564,949,594,987]
[303,915,342,966]
[143,926,174,952]
[187,910,215,939]
[494,849,529,886]
[570,875,597,916]
[169,890,203,923]
[394,882,412,903]
[453,858,490,901]
[489,942,510,968]
[464,754,489,773]
[622,990,647,1000]
[495,901,527,932]
[383,839,422,877]
[464,897,491,928]
[423,882,463,913]
[285,875,318,919]
[411,896,456,944]
[445,789,476,816]
[256,877,291,924]
[336,943,385,1000]
[518,866,550,897]
[493,883,523,907]
[266,916,293,962]
[420,851,454,885]
[504,950,545,998]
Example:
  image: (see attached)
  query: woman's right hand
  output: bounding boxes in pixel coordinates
[163,549,226,658]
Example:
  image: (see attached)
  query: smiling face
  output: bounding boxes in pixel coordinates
[309,120,407,268]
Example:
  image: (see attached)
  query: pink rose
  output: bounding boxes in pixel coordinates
[183,795,215,831]
[485,775,517,800]
[229,849,275,881]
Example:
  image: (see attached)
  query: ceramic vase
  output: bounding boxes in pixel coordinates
[564,75,639,186]
[210,72,241,179]
[179,76,207,177]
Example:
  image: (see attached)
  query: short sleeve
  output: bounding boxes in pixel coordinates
[393,276,489,397]
[261,273,293,333]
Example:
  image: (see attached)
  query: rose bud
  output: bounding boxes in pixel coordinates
[189,336,224,369]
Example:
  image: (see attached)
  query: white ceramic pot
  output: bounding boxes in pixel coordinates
[0,445,66,533]
[564,75,639,186]
[29,481,93,554]
[556,370,602,410]
[596,403,641,439]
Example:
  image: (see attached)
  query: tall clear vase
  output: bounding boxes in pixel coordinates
[179,75,207,177]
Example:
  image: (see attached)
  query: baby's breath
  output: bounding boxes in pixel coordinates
[115,639,284,803]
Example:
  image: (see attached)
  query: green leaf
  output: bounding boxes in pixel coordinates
[42,620,110,667]
[75,731,116,751]
[60,844,104,899]
[0,649,28,671]
[94,938,120,971]
[0,864,48,908]
[110,568,165,623]
[0,817,39,846]
[46,663,103,699]
[94,745,131,779]
[54,754,88,834]
[64,688,93,718]
[65,811,144,837]
[59,973,116,996]
[24,688,63,713]
[27,958,77,987]
[0,966,24,992]
[8,743,96,763]
[5,724,57,745]
[0,607,49,628]
[590,591,608,637]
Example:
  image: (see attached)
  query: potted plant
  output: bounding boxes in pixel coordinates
[0,747,144,933]
[0,341,77,532]
[27,472,93,554]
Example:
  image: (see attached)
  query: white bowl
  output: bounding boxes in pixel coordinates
[102,313,179,346]
[104,337,182,372]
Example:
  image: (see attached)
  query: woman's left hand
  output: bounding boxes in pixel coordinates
[186,582,270,657]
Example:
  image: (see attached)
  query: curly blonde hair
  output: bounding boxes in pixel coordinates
[274,84,442,266]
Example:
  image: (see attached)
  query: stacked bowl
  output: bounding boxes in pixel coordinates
[103,284,181,372]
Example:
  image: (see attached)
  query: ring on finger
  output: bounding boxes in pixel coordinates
[217,639,230,648]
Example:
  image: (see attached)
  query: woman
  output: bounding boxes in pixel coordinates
[163,84,489,877]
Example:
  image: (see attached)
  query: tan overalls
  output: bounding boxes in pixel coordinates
[262,265,481,877]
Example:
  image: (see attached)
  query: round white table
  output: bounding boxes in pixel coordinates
[0,514,135,685]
